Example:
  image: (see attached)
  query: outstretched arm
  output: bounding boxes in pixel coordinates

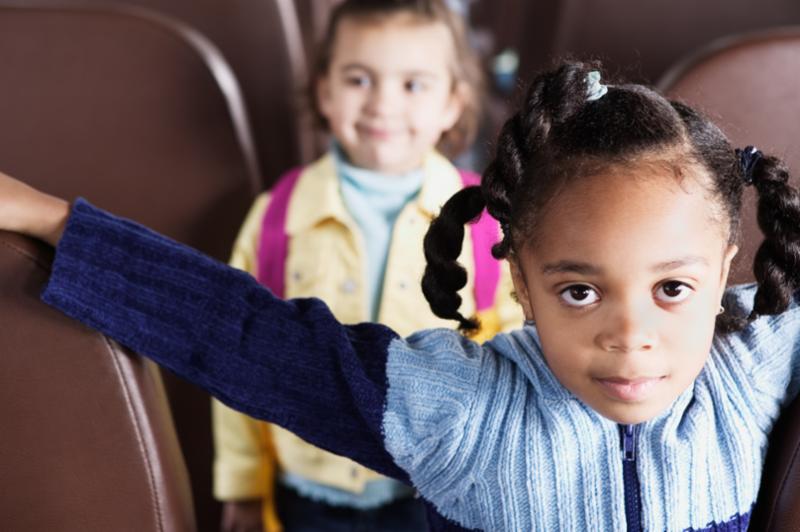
[0,171,407,481]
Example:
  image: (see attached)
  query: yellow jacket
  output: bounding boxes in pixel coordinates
[212,151,522,530]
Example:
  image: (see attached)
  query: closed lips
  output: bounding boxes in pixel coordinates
[595,376,665,402]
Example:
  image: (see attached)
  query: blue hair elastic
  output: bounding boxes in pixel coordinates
[585,71,608,102]
[735,146,762,186]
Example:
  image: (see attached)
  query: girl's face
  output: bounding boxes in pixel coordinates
[317,16,465,174]
[510,163,738,425]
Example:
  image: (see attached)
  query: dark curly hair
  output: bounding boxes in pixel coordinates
[422,60,800,333]
[307,0,485,158]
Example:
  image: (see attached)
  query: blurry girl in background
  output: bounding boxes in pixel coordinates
[211,1,521,530]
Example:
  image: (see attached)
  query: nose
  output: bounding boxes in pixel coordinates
[365,81,402,117]
[595,301,658,354]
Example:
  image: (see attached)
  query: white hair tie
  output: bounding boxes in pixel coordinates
[586,71,608,102]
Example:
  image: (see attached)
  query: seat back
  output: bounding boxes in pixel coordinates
[120,0,316,180]
[0,231,195,531]
[660,28,800,531]
[751,397,800,531]
[0,5,261,528]
[22,0,315,183]
[469,0,800,84]
[660,27,800,285]
[0,3,260,259]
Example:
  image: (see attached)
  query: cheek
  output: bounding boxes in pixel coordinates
[536,321,594,377]
[663,306,717,372]
[663,288,719,343]
[326,109,362,149]
[410,94,455,133]
[326,90,363,126]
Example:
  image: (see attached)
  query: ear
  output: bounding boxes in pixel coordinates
[720,244,738,287]
[316,74,334,122]
[509,257,535,322]
[439,81,467,132]
[716,243,739,305]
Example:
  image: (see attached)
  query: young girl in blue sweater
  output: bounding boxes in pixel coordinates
[2,61,799,531]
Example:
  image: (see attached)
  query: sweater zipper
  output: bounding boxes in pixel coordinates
[620,424,642,532]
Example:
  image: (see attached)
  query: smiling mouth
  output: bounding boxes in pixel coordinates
[357,125,401,140]
[594,376,666,402]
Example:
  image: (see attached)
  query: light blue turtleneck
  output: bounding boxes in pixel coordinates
[334,147,424,320]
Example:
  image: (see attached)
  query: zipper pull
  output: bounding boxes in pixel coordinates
[621,424,637,462]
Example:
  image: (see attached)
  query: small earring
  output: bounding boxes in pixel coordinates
[717,305,725,315]
[524,319,536,327]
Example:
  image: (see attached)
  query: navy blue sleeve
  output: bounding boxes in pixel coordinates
[41,199,407,481]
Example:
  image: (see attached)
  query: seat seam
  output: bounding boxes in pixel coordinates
[103,335,165,532]
[0,238,52,272]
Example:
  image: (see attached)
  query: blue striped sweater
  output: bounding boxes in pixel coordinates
[41,200,800,531]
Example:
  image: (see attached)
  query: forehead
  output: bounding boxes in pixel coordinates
[525,163,727,269]
[330,15,454,73]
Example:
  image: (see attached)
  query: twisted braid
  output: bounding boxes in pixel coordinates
[421,186,487,331]
[482,62,596,258]
[750,155,800,318]
[421,61,601,332]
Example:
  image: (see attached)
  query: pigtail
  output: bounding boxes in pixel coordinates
[422,186,487,332]
[749,155,800,319]
[422,61,601,332]
[483,62,597,258]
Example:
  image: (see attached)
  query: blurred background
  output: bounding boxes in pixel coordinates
[1,0,799,529]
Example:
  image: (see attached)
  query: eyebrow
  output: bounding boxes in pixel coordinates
[541,255,710,276]
[339,63,439,79]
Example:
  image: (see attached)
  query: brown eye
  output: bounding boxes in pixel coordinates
[559,285,599,307]
[346,74,371,88]
[405,79,426,93]
[655,281,692,303]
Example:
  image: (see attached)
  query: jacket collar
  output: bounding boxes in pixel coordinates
[285,150,465,235]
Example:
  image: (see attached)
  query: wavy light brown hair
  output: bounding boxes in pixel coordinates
[307,0,485,158]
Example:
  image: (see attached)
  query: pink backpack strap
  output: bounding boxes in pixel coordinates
[256,167,304,298]
[458,169,501,312]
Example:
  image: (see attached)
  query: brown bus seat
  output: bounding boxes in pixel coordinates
[20,0,316,184]
[0,231,195,531]
[660,27,800,532]
[0,5,261,528]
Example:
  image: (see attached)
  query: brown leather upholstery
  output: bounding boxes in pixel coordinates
[471,0,800,84]
[0,231,195,531]
[0,5,261,529]
[660,28,800,531]
[660,28,800,286]
[0,4,259,259]
[752,396,800,531]
[32,0,316,183]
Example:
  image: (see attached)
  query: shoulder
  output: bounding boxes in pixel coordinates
[227,192,271,271]
[383,324,554,394]
[381,326,575,529]
[718,283,800,350]
[711,283,800,402]
[382,326,563,461]
[248,191,271,219]
[385,329,485,397]
[417,152,464,204]
[274,153,336,197]
[385,327,542,385]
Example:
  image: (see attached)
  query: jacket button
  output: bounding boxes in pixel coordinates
[341,279,357,294]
